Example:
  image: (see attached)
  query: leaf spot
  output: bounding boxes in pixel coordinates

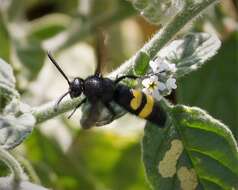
[158,139,183,177]
[177,167,198,190]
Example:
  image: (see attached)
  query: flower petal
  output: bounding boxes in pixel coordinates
[158,82,166,91]
[166,78,177,89]
[149,60,158,73]
[150,75,159,83]
[142,78,151,88]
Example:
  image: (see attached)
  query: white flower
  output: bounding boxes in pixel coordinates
[152,58,169,72]
[149,60,158,73]
[166,78,177,90]
[142,57,178,99]
[142,76,166,100]
[142,76,159,92]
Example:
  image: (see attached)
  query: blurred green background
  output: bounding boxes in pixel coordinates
[0,0,237,189]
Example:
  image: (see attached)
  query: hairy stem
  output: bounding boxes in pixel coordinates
[0,147,26,182]
[32,97,83,124]
[32,0,219,124]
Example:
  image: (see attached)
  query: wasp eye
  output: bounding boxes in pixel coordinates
[69,78,84,98]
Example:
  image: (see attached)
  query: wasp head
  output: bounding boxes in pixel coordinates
[69,77,84,98]
[47,51,85,108]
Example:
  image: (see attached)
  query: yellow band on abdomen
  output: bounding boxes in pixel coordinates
[130,90,142,110]
[139,94,154,118]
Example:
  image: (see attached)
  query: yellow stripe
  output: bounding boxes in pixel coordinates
[139,94,154,118]
[130,90,142,110]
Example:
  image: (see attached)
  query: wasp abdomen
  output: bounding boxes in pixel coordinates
[114,84,167,127]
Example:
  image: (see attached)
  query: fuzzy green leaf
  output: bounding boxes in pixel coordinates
[0,59,15,89]
[143,105,238,190]
[15,40,45,80]
[0,59,19,111]
[174,33,221,77]
[0,14,10,62]
[0,113,35,149]
[28,14,70,41]
[154,32,221,78]
[178,32,238,139]
[134,51,150,76]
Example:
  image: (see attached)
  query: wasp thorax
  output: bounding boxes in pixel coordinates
[83,76,115,103]
[69,78,84,98]
[84,76,103,100]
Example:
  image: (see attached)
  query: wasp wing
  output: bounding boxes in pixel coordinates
[80,101,126,129]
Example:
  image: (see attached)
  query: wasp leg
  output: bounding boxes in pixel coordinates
[54,91,69,111]
[68,98,87,119]
[115,75,138,84]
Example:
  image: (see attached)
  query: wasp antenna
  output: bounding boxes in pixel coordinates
[47,51,71,85]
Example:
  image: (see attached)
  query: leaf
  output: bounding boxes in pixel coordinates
[0,14,10,62]
[0,113,35,149]
[5,0,25,22]
[131,0,184,25]
[178,32,238,139]
[143,122,193,189]
[134,51,150,76]
[0,59,15,89]
[0,59,19,112]
[28,14,70,41]
[174,33,221,77]
[142,105,238,190]
[15,39,45,80]
[155,32,221,78]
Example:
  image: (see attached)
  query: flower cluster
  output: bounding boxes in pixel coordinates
[142,57,177,100]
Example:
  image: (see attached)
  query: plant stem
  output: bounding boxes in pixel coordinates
[0,147,26,182]
[14,154,41,184]
[32,0,219,124]
[32,97,83,124]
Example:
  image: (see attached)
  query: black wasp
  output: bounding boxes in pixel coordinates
[48,51,166,129]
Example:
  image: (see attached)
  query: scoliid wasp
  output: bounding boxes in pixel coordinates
[47,50,167,129]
